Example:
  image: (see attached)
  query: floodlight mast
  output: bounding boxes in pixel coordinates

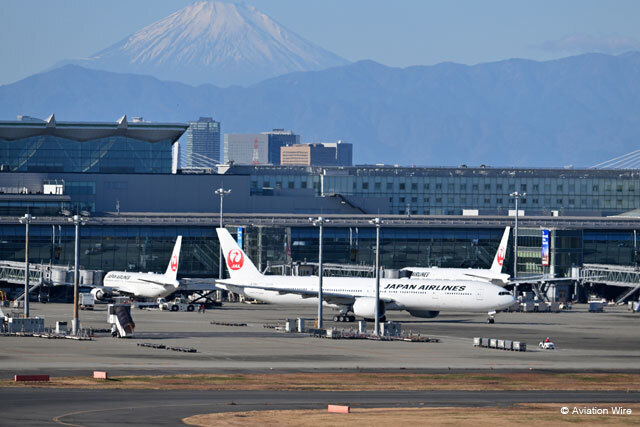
[509,192,526,279]
[369,217,383,335]
[19,214,33,318]
[309,217,329,328]
[215,188,232,279]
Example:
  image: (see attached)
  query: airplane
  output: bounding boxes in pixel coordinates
[215,228,516,323]
[90,236,183,300]
[401,227,511,286]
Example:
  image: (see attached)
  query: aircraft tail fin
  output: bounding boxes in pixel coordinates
[164,236,182,281]
[490,227,510,274]
[216,228,262,280]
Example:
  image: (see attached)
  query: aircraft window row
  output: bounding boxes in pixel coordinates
[498,291,510,296]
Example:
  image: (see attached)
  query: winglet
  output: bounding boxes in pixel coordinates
[490,227,510,274]
[164,236,182,280]
[216,228,262,280]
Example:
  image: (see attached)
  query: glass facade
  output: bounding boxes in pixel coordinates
[181,117,221,168]
[0,223,637,282]
[0,225,218,278]
[0,135,173,173]
[242,166,640,216]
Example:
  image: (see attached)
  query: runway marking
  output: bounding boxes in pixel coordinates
[51,401,320,426]
[52,402,222,427]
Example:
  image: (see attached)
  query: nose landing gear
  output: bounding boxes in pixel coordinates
[487,310,497,324]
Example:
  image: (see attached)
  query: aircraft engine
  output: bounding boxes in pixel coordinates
[407,309,440,318]
[90,287,108,300]
[352,297,386,318]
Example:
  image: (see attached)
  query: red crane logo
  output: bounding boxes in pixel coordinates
[227,249,245,270]
[496,247,505,266]
[170,255,178,271]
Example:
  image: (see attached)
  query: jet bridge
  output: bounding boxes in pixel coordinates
[579,263,640,304]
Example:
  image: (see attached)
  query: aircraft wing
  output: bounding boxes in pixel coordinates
[137,278,171,286]
[508,275,576,285]
[217,280,397,306]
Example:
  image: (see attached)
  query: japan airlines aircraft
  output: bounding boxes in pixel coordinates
[402,227,511,286]
[215,229,515,323]
[90,236,182,300]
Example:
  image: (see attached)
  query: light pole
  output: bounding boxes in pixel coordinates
[215,188,231,279]
[18,214,33,318]
[310,216,329,329]
[369,217,383,335]
[68,213,88,335]
[509,192,526,279]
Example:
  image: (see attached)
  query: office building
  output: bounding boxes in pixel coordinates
[261,129,300,165]
[224,133,268,165]
[224,130,300,165]
[280,142,353,166]
[180,117,221,169]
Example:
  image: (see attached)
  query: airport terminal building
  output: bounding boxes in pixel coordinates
[1,116,640,302]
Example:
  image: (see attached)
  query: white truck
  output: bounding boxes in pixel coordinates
[157,297,196,312]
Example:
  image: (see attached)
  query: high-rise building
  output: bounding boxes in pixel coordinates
[180,117,220,169]
[224,133,268,164]
[261,129,300,165]
[323,141,353,166]
[224,129,299,165]
[280,141,353,166]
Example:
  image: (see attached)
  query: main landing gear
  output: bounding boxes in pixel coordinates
[487,310,496,324]
[333,314,356,323]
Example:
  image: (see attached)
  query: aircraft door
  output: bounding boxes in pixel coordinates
[476,290,484,301]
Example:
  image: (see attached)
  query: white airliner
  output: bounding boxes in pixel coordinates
[402,227,511,286]
[90,236,182,300]
[215,229,515,323]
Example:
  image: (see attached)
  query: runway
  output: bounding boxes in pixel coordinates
[1,388,638,426]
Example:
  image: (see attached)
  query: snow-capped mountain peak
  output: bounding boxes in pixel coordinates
[68,1,348,86]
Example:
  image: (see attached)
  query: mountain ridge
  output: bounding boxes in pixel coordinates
[3,52,640,168]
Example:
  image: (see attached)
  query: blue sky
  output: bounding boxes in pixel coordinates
[1,0,639,85]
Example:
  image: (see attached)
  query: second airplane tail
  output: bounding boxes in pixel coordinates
[216,228,262,280]
[164,236,182,282]
[490,227,510,274]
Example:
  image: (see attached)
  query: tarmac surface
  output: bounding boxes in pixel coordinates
[1,302,639,377]
[1,388,638,427]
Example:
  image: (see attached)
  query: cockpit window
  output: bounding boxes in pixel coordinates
[499,291,510,296]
